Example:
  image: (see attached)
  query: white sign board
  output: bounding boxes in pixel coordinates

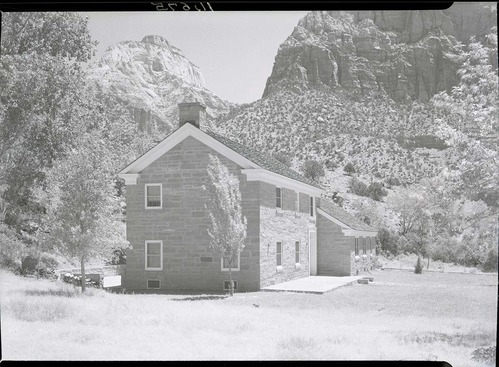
[103,275,121,288]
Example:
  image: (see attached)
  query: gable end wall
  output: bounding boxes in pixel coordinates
[123,136,260,292]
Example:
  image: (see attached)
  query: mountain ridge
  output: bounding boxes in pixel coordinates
[87,34,235,133]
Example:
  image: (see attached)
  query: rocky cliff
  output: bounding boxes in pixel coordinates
[88,35,234,132]
[262,3,496,102]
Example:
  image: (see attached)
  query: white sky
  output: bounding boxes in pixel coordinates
[84,11,309,104]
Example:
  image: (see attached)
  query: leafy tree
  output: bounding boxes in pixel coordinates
[302,160,325,182]
[36,137,127,292]
[0,12,96,251]
[203,154,247,296]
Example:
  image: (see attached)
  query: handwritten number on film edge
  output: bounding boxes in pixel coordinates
[151,2,214,11]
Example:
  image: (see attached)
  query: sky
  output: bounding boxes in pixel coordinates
[84,11,308,104]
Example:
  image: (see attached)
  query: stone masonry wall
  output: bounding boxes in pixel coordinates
[316,213,353,276]
[123,136,260,292]
[350,238,377,276]
[259,182,314,288]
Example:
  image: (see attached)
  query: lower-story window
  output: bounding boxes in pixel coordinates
[147,279,160,289]
[145,240,163,270]
[362,238,367,255]
[295,241,300,264]
[276,241,282,266]
[354,238,359,256]
[223,280,238,290]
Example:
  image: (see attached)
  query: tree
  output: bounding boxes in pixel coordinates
[203,154,247,296]
[0,12,97,254]
[37,137,127,292]
[302,160,325,182]
[414,256,423,274]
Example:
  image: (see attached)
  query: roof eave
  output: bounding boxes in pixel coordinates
[242,168,325,196]
[317,208,377,236]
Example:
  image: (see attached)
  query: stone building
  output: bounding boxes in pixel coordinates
[118,102,377,292]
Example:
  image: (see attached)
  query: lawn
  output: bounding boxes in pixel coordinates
[0,269,496,364]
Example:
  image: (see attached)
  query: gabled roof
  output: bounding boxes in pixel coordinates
[205,130,322,189]
[118,123,323,194]
[318,199,377,233]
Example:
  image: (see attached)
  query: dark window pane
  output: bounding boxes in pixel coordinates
[147,242,161,255]
[147,255,161,268]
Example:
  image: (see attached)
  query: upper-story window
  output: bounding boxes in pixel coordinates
[276,187,282,209]
[145,184,162,209]
[310,196,314,217]
[222,254,240,271]
[295,192,300,212]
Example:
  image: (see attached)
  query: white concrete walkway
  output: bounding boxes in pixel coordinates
[262,275,363,294]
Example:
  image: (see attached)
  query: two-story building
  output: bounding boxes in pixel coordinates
[118,102,377,292]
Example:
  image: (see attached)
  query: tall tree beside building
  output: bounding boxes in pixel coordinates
[203,154,247,296]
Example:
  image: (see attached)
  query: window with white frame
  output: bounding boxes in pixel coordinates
[276,187,282,208]
[295,241,300,264]
[354,238,359,256]
[276,241,282,266]
[145,240,163,270]
[295,192,300,212]
[310,196,315,217]
[145,184,162,208]
[222,253,240,271]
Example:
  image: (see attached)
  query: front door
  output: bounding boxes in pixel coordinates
[309,229,317,275]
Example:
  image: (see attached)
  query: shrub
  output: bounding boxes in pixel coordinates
[349,177,368,196]
[377,228,399,256]
[325,159,338,170]
[481,249,498,273]
[21,256,38,275]
[0,225,22,271]
[367,182,388,201]
[344,162,356,175]
[385,176,401,187]
[39,253,59,271]
[414,256,423,274]
[107,248,127,265]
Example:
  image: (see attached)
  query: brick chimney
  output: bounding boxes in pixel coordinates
[178,102,206,129]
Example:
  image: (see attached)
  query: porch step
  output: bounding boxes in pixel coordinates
[357,278,369,284]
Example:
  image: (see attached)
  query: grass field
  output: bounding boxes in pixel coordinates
[0,269,496,364]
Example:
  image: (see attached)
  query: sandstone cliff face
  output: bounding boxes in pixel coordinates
[88,35,234,132]
[263,4,496,102]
